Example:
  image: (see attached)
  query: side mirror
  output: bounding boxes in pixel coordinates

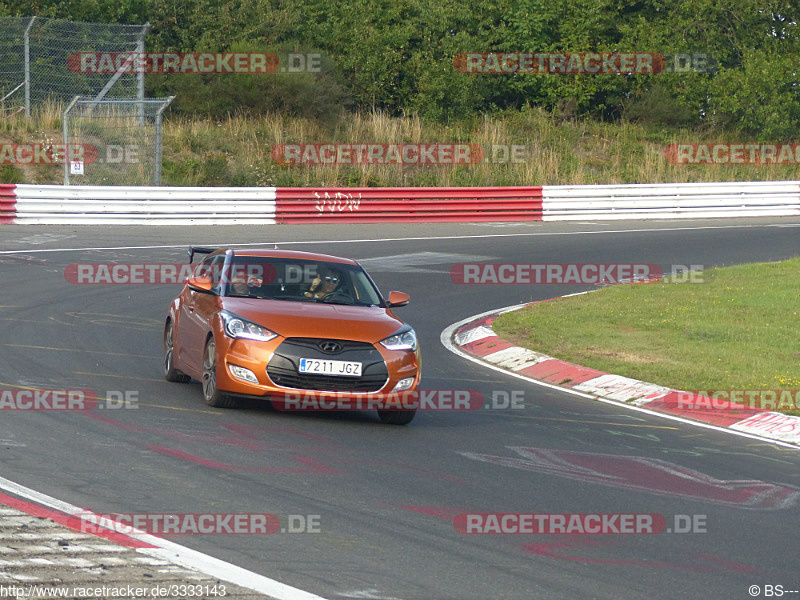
[187,276,213,292]
[386,291,410,307]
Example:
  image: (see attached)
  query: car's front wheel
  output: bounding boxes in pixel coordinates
[377,408,417,425]
[164,321,190,383]
[202,337,238,408]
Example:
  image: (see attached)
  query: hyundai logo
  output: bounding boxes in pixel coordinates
[318,341,342,353]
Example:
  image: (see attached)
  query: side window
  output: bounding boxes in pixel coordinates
[193,255,225,289]
[194,256,214,278]
[349,267,382,306]
[207,255,226,288]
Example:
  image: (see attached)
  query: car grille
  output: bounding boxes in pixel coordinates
[267,337,388,392]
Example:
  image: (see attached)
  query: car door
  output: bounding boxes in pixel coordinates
[178,255,225,373]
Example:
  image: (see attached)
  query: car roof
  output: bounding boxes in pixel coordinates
[209,248,359,266]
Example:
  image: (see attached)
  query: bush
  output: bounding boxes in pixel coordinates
[148,42,352,122]
[0,165,23,184]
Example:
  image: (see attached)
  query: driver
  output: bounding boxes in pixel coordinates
[304,266,342,299]
[228,267,263,296]
[229,271,250,296]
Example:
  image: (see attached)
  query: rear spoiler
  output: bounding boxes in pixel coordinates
[188,246,218,263]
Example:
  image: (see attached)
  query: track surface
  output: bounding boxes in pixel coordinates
[1,219,799,599]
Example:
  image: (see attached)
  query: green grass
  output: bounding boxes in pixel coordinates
[493,259,800,414]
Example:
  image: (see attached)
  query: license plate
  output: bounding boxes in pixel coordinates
[299,358,362,377]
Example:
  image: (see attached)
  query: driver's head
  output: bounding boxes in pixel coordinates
[230,270,249,295]
[316,266,341,294]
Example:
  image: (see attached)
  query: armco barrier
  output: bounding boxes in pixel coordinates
[275,187,544,223]
[542,181,800,220]
[0,181,798,224]
[0,184,278,225]
[0,184,15,224]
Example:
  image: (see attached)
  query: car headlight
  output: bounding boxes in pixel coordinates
[380,327,417,351]
[220,311,277,342]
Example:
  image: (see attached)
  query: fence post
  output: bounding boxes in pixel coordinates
[137,22,151,126]
[154,97,175,185]
[63,96,80,185]
[23,16,35,117]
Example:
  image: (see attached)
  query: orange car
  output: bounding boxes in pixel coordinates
[164,247,420,425]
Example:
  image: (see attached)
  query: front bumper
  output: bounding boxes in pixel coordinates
[215,335,420,399]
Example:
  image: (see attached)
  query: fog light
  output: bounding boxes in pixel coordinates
[391,377,415,392]
[229,365,258,383]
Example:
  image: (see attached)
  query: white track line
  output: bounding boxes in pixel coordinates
[0,222,793,255]
[0,474,330,600]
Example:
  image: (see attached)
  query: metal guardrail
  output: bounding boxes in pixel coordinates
[541,181,800,220]
[275,186,544,223]
[0,184,277,224]
[0,182,798,225]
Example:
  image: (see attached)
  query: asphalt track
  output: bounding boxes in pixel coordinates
[1,218,799,600]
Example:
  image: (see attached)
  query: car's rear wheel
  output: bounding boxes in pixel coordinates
[377,409,417,425]
[164,321,190,383]
[202,338,238,408]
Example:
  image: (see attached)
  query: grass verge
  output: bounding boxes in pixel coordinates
[493,258,800,415]
[4,104,800,186]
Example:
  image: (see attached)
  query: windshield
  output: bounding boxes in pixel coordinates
[219,256,383,306]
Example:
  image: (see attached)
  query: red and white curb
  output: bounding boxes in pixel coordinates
[441,302,800,448]
[0,474,328,599]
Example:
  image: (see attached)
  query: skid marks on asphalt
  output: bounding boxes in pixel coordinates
[83,413,346,474]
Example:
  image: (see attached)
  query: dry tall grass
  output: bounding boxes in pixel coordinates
[2,103,799,186]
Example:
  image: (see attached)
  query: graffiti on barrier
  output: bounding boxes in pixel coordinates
[313,191,362,213]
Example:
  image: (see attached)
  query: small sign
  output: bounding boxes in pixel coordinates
[70,160,84,175]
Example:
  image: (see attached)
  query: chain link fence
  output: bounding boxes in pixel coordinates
[63,97,174,186]
[0,16,148,116]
